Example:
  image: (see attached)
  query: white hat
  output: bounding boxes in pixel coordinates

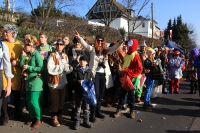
[140,40,147,47]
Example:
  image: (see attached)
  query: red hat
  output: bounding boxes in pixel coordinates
[174,50,180,55]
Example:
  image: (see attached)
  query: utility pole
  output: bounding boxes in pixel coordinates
[151,3,154,48]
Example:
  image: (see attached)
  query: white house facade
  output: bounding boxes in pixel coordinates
[86,0,160,39]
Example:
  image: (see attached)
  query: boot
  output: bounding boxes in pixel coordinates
[130,111,135,119]
[71,108,75,121]
[74,121,80,130]
[104,95,111,107]
[111,95,118,107]
[83,119,92,128]
[57,114,66,125]
[95,103,105,119]
[114,110,121,118]
[90,106,96,122]
[2,115,9,125]
[52,116,60,127]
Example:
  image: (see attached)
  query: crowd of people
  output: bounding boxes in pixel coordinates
[0,23,199,130]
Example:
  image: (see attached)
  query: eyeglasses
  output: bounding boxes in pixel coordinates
[24,44,31,46]
[97,39,103,42]
[56,43,64,46]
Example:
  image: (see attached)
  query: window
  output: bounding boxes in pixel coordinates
[93,6,98,13]
[142,22,145,28]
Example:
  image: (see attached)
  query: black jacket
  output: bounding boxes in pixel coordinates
[72,66,93,95]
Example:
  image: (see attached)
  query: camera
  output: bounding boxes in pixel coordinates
[98,61,106,69]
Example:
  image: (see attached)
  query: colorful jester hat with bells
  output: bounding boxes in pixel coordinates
[123,39,139,69]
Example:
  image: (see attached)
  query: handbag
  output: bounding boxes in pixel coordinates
[81,80,97,106]
[120,71,135,91]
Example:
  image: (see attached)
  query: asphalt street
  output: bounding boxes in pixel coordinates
[0,80,200,133]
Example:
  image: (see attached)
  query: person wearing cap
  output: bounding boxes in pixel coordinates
[72,55,93,130]
[168,50,183,94]
[136,41,147,103]
[47,39,73,127]
[0,37,14,125]
[37,32,54,110]
[20,34,44,128]
[1,24,23,125]
[143,47,156,111]
[74,30,123,122]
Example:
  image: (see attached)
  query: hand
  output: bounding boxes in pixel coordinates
[145,69,150,73]
[21,48,26,56]
[78,80,82,84]
[4,86,11,97]
[23,65,28,70]
[74,30,80,39]
[11,60,17,66]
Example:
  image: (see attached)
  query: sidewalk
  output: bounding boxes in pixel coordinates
[0,80,200,133]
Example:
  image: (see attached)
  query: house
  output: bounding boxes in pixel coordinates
[86,0,160,39]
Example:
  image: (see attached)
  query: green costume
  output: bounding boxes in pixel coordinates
[20,50,44,120]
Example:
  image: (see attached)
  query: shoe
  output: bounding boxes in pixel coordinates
[57,115,66,125]
[52,116,60,127]
[2,116,9,125]
[90,115,96,122]
[189,91,193,94]
[96,111,105,119]
[174,91,180,94]
[114,110,121,118]
[33,120,42,128]
[74,121,80,130]
[169,91,173,94]
[136,98,141,102]
[25,120,33,125]
[130,111,135,119]
[106,103,111,108]
[83,121,92,128]
[143,104,152,112]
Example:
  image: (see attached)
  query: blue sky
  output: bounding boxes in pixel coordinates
[1,0,199,46]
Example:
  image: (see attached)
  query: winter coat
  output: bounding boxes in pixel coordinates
[79,37,121,88]
[168,56,183,79]
[20,50,43,91]
[72,66,93,95]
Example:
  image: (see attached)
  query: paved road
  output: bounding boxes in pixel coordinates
[1,81,200,133]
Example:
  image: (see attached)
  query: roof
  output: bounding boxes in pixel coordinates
[85,0,135,20]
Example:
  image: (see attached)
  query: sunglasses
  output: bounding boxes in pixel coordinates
[56,43,64,46]
[97,39,103,42]
[24,44,31,46]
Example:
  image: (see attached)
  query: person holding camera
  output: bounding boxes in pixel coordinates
[74,31,123,122]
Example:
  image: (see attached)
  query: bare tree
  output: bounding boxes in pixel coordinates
[25,0,80,30]
[122,0,150,38]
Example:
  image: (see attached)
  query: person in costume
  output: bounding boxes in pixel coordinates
[47,39,73,127]
[168,50,183,94]
[188,48,198,94]
[74,30,122,122]
[136,41,148,102]
[114,38,143,118]
[1,24,23,125]
[20,34,43,128]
